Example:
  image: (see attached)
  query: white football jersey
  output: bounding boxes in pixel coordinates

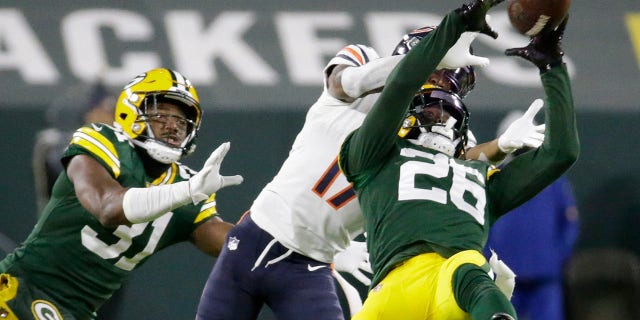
[251,45,380,263]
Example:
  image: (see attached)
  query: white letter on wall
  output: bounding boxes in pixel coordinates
[276,12,353,85]
[365,12,443,55]
[0,8,59,83]
[165,11,277,85]
[62,9,160,84]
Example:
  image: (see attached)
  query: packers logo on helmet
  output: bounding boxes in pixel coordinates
[114,68,202,164]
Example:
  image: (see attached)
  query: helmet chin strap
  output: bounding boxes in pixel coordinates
[416,117,460,157]
[132,139,182,164]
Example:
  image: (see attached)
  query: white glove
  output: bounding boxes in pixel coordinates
[332,270,363,317]
[333,241,372,286]
[122,142,243,224]
[489,249,516,300]
[189,142,244,204]
[438,31,490,69]
[498,99,546,154]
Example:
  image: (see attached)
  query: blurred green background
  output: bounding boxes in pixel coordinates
[1,0,638,318]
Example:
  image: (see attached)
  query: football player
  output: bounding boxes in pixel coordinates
[390,26,544,164]
[195,8,541,320]
[339,0,578,318]
[0,68,243,320]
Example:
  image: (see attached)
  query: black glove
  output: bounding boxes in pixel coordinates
[455,0,505,39]
[505,15,569,72]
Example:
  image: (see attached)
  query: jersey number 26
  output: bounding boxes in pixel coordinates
[398,148,487,224]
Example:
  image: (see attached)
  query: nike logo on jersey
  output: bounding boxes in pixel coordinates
[307,264,327,272]
[91,123,103,131]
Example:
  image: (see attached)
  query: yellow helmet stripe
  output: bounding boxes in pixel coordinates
[398,115,417,138]
[420,83,439,91]
[195,194,218,223]
[71,128,121,178]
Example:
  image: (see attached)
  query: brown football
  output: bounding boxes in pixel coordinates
[507,0,571,36]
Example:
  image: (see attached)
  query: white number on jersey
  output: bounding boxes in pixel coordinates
[312,157,356,209]
[81,212,172,271]
[398,148,486,224]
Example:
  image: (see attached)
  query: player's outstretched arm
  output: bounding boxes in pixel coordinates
[329,29,491,104]
[340,0,505,175]
[122,142,243,224]
[490,16,578,215]
[464,140,503,163]
[327,55,404,103]
[69,142,243,227]
[465,101,545,163]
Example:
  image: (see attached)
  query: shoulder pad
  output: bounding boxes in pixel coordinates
[70,123,122,178]
[326,44,380,69]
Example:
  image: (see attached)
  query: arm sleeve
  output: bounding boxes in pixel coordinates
[487,65,580,216]
[122,182,192,224]
[340,55,404,98]
[324,44,380,87]
[340,12,466,177]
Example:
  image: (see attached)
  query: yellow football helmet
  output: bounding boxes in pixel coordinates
[115,68,201,163]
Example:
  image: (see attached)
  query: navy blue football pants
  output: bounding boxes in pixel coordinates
[196,213,343,320]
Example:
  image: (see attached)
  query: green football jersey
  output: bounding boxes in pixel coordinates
[339,12,579,287]
[0,123,218,318]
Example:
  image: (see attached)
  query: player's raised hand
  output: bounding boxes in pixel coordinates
[438,31,490,69]
[189,142,243,204]
[489,249,516,300]
[333,240,372,286]
[498,99,546,153]
[332,270,363,317]
[455,0,505,39]
[505,15,569,71]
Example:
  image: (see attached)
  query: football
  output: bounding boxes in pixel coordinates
[507,0,571,36]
